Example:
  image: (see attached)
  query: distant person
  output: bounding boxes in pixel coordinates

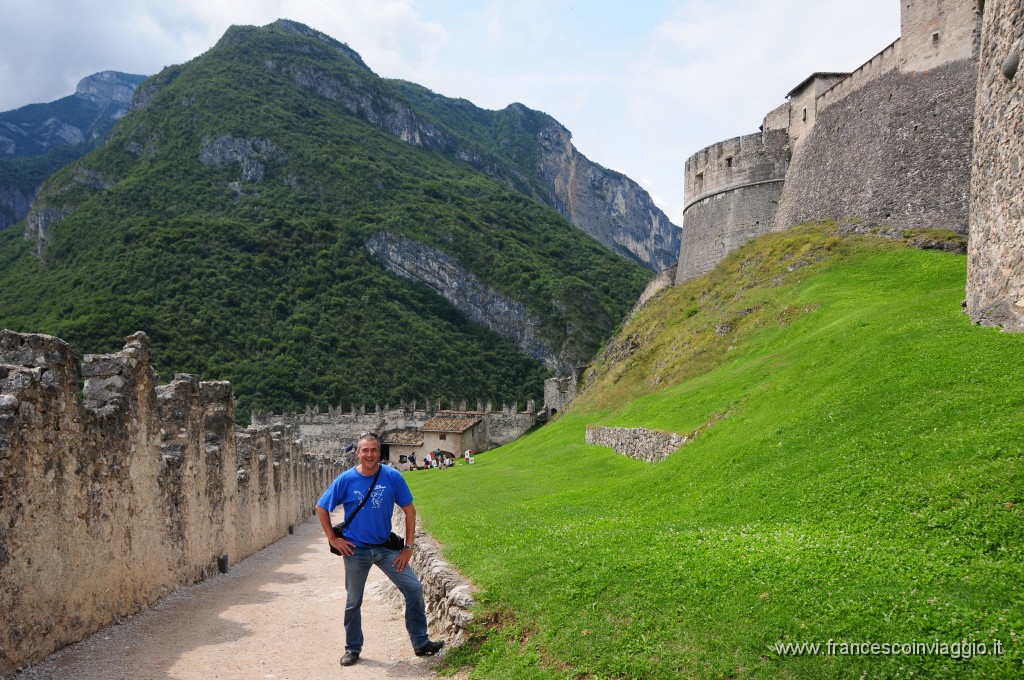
[409,452,416,470]
[316,432,444,667]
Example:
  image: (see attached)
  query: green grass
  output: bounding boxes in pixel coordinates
[408,226,1024,678]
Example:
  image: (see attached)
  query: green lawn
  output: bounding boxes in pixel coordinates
[408,227,1024,678]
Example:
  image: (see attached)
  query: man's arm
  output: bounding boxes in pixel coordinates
[316,504,355,556]
[391,502,416,571]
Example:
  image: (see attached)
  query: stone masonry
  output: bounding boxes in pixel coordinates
[676,0,983,284]
[585,425,688,463]
[966,0,1024,330]
[0,330,343,675]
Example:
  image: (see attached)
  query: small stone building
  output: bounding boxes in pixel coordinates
[420,413,485,458]
[381,427,424,470]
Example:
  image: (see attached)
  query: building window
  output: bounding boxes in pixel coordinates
[932,32,940,43]
[802,107,807,122]
[725,156,733,168]
[440,434,447,441]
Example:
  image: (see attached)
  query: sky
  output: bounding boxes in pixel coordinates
[0,0,901,225]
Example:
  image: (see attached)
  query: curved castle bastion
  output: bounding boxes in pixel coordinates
[0,330,344,674]
[677,0,982,284]
[676,130,790,282]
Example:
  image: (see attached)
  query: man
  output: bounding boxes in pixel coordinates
[316,432,445,667]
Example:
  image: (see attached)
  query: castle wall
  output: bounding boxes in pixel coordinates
[787,74,848,147]
[900,0,983,72]
[772,58,977,233]
[0,330,343,675]
[817,40,902,112]
[260,400,537,458]
[966,0,1024,330]
[676,130,790,283]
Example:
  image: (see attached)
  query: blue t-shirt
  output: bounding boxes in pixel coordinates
[317,465,413,547]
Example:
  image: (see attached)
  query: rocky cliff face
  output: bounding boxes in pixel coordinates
[76,70,145,106]
[364,231,569,373]
[533,115,679,272]
[0,71,145,158]
[0,71,146,230]
[265,21,678,271]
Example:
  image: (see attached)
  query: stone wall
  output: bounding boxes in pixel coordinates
[675,0,980,283]
[0,330,343,675]
[584,425,688,463]
[773,58,977,233]
[676,130,790,283]
[259,399,537,458]
[382,509,476,645]
[966,0,1024,330]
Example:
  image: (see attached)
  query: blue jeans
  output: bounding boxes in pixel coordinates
[343,546,429,654]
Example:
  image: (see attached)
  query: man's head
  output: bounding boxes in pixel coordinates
[356,432,380,472]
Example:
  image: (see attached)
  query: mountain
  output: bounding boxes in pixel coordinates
[0,71,147,230]
[0,20,652,418]
[385,82,680,271]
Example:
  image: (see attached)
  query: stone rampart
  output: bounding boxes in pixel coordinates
[585,425,688,463]
[817,40,902,111]
[259,399,536,458]
[675,1,980,283]
[966,0,1024,330]
[773,58,977,234]
[0,330,343,675]
[676,130,790,283]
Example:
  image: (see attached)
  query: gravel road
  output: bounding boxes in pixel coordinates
[12,515,445,680]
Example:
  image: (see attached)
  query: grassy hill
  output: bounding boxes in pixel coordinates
[408,225,1023,678]
[0,21,649,418]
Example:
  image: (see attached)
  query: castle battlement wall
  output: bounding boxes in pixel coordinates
[676,129,790,283]
[817,39,902,112]
[675,0,979,284]
[0,330,343,675]
[257,398,538,459]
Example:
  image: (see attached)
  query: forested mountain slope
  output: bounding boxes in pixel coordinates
[0,20,651,417]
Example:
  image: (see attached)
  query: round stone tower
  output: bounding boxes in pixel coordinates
[675,129,790,284]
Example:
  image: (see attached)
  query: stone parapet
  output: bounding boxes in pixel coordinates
[384,509,476,646]
[0,329,344,675]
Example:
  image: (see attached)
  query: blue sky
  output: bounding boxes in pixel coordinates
[0,0,901,225]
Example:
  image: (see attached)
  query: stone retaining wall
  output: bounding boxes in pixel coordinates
[0,330,344,675]
[585,425,688,463]
[382,509,476,646]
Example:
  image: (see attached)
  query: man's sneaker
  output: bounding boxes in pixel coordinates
[340,651,360,666]
[414,639,445,656]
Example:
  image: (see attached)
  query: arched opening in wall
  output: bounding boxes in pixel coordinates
[550,408,558,418]
[725,156,733,168]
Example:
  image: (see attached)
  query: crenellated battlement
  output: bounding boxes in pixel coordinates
[0,329,344,675]
[255,396,539,461]
[683,130,790,210]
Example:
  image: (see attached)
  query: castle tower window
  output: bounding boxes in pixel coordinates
[932,32,940,42]
[802,107,807,122]
[725,157,733,168]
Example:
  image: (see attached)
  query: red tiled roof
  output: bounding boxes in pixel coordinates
[381,428,424,446]
[420,415,481,433]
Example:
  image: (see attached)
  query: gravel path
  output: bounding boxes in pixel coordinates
[12,515,444,680]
